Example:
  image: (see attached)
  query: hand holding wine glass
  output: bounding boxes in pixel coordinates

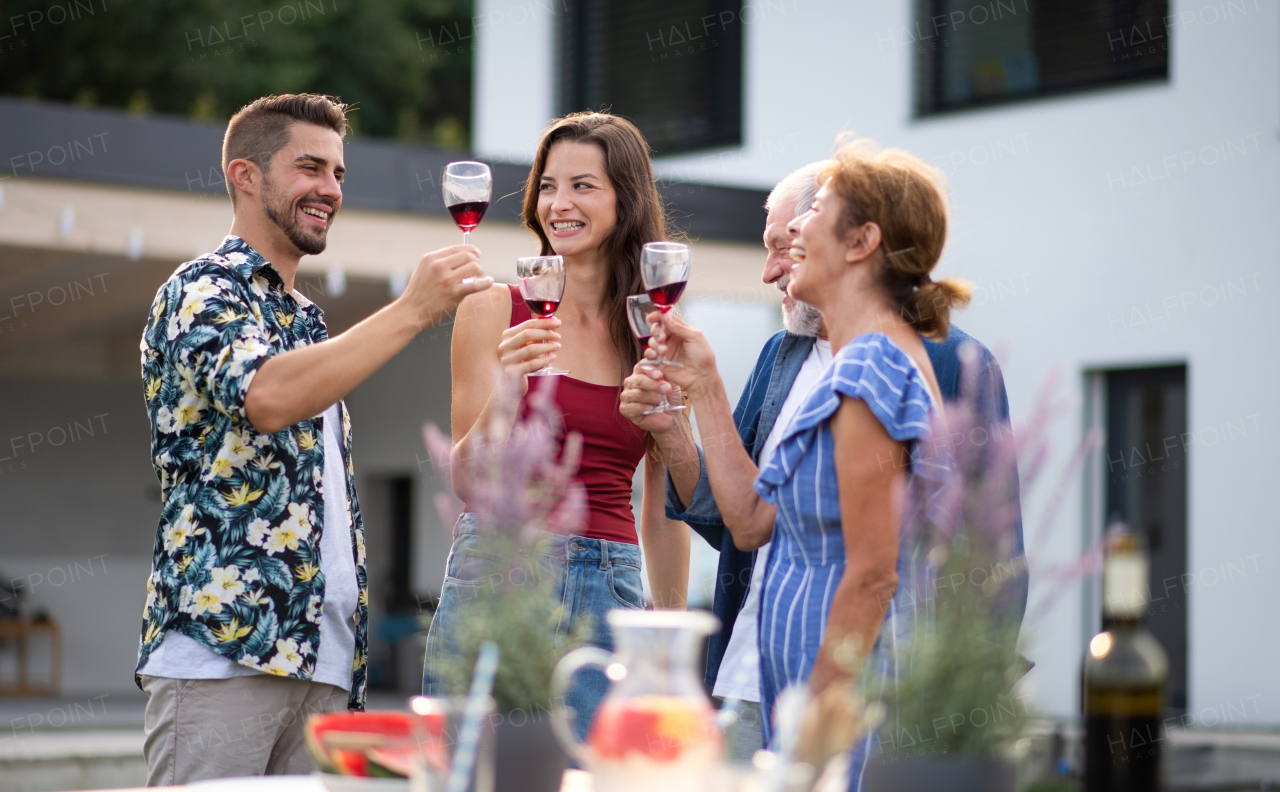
[399,245,492,330]
[496,315,561,395]
[443,161,492,245]
[620,294,686,429]
[642,311,719,401]
[638,242,691,414]
[517,255,568,377]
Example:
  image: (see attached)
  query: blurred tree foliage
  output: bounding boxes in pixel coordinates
[0,0,475,149]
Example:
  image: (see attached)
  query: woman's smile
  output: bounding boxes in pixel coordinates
[549,218,587,237]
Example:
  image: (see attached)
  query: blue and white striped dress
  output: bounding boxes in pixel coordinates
[753,333,946,767]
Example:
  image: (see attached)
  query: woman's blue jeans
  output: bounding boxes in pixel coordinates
[422,514,645,741]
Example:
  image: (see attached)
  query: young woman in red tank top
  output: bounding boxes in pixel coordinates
[423,113,692,738]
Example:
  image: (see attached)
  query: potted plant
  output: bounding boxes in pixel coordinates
[787,360,1102,792]
[864,362,1106,792]
[858,536,1029,792]
[421,377,592,792]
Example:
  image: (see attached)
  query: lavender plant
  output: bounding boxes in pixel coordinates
[421,375,594,715]
[863,347,1103,760]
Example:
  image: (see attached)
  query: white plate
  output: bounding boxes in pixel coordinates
[313,772,410,792]
[189,775,328,792]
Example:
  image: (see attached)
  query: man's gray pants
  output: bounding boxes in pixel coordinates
[141,675,348,785]
[723,699,765,763]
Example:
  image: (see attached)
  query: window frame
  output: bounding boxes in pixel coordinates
[913,0,1171,119]
[557,0,744,156]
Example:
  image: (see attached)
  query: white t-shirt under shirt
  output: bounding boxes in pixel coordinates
[712,338,832,703]
[140,404,360,691]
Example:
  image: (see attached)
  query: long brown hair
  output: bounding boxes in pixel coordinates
[521,112,670,380]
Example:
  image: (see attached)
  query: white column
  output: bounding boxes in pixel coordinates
[473,0,560,163]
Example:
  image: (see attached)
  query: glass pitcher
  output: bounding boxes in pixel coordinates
[551,610,722,792]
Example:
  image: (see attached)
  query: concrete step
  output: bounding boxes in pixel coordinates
[0,692,147,734]
[0,729,145,792]
[0,691,413,792]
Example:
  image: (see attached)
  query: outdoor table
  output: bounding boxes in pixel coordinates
[87,770,594,792]
[0,618,62,696]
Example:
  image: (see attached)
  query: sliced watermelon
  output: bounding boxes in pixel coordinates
[366,750,407,779]
[332,748,369,777]
[367,737,450,777]
[306,710,449,777]
[367,744,419,778]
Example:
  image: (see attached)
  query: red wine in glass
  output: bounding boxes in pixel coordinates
[646,280,687,312]
[638,243,691,414]
[448,201,489,234]
[443,162,493,245]
[525,298,560,319]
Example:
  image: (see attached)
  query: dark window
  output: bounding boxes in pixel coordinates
[386,476,417,613]
[915,0,1169,116]
[367,475,420,691]
[560,0,743,155]
[1103,365,1187,712]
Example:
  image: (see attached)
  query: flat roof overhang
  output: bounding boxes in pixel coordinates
[0,99,776,381]
[0,177,777,380]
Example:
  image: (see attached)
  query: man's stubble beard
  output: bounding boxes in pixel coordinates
[777,274,824,337]
[262,174,330,257]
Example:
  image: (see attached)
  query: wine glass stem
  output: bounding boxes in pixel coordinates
[462,231,471,245]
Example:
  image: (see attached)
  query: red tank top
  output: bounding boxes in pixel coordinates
[505,284,648,544]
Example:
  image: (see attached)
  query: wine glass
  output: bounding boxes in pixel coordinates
[517,255,568,377]
[639,242,691,372]
[627,294,686,415]
[625,294,657,351]
[443,161,492,245]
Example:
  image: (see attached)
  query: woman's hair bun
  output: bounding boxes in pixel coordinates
[908,278,972,338]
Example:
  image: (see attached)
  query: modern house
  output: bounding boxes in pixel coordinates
[474,0,1275,722]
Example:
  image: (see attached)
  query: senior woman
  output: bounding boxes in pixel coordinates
[634,140,969,774]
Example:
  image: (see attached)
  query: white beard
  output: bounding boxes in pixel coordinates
[778,275,823,337]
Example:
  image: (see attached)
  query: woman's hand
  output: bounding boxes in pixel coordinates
[619,361,683,435]
[794,678,864,770]
[497,316,562,394]
[643,311,719,399]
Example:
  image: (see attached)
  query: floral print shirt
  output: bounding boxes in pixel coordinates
[137,236,367,709]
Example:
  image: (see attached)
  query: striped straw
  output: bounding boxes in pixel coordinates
[446,641,500,792]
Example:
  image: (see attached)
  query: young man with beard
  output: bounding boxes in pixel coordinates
[620,162,1026,760]
[135,94,492,784]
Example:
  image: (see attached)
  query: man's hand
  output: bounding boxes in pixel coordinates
[640,310,777,549]
[621,357,702,505]
[644,311,720,399]
[397,245,493,330]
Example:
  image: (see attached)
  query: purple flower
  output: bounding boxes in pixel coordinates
[422,374,587,547]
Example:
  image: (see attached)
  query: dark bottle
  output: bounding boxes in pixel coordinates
[1083,528,1170,792]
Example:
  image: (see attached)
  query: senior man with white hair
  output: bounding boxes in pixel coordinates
[620,162,1028,760]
